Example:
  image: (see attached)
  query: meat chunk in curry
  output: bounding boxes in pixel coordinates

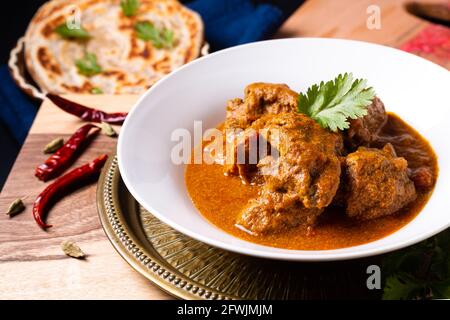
[225,82,298,130]
[346,96,387,149]
[344,143,417,220]
[235,112,343,234]
[223,83,299,179]
[237,190,322,235]
[206,83,431,236]
[186,80,438,249]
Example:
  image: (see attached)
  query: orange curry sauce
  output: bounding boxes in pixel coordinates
[185,113,438,250]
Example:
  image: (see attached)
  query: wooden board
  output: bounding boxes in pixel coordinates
[0,95,172,299]
[277,0,427,46]
[0,0,445,299]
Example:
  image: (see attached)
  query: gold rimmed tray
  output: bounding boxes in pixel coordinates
[97,155,381,300]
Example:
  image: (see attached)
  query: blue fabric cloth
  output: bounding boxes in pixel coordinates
[0,65,37,189]
[186,0,304,50]
[0,65,37,144]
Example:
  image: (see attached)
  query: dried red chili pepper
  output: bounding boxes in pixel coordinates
[35,124,99,181]
[46,93,128,124]
[33,154,108,229]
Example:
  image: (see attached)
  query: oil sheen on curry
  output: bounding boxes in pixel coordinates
[185,82,438,250]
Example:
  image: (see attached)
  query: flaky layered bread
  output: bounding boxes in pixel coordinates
[24,0,203,94]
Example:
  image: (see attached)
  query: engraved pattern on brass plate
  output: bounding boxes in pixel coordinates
[97,156,379,300]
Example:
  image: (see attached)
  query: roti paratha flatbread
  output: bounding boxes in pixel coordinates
[24,0,204,94]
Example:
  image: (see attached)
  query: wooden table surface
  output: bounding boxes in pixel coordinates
[0,0,446,299]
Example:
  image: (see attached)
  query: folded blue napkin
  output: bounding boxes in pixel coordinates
[186,0,304,50]
[0,65,37,187]
[0,65,37,144]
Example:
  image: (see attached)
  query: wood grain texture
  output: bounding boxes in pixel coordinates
[0,97,171,299]
[275,0,450,69]
[0,0,445,299]
[276,0,428,46]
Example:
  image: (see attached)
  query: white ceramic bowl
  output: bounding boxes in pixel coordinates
[118,38,450,261]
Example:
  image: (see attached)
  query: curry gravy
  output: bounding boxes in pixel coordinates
[185,113,438,250]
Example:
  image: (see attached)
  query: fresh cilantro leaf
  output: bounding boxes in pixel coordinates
[297,73,375,132]
[161,28,174,47]
[382,245,429,276]
[54,23,91,39]
[382,273,424,300]
[75,52,102,77]
[432,278,450,298]
[121,0,140,17]
[91,87,103,94]
[135,21,174,49]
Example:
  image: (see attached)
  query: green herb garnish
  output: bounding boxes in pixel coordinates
[382,229,450,300]
[135,21,174,49]
[91,87,103,94]
[298,73,375,132]
[121,0,140,17]
[75,52,102,77]
[383,273,425,300]
[54,23,91,39]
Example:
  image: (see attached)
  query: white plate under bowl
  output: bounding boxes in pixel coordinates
[118,38,450,261]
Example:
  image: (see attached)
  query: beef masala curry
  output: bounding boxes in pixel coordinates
[185,76,438,250]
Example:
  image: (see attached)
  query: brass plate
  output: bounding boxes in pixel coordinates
[97,156,381,300]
